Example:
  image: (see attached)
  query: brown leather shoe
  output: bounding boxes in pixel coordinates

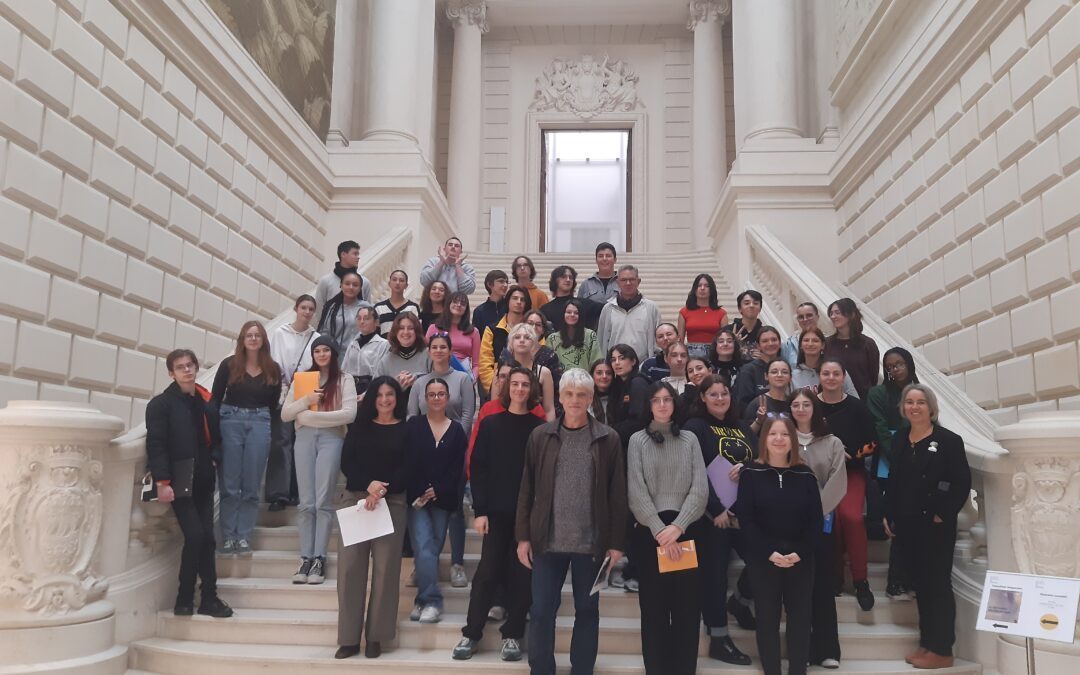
[911,651,954,669]
[905,647,929,664]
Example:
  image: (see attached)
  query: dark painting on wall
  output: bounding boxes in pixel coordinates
[206,0,336,140]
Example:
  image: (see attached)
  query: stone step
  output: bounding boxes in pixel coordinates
[130,639,981,675]
[154,608,920,659]
[215,576,919,625]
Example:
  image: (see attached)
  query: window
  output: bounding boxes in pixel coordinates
[541,130,630,252]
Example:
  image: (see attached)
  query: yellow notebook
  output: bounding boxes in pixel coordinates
[657,540,698,573]
[292,371,321,411]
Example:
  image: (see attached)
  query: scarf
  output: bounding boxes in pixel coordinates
[616,293,643,311]
[334,262,357,279]
[355,332,377,350]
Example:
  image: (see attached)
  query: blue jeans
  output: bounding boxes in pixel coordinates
[218,405,272,541]
[528,551,601,675]
[294,426,343,558]
[407,505,452,609]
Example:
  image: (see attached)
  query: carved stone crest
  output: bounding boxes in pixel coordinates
[1011,456,1080,578]
[529,55,642,119]
[446,0,488,32]
[0,445,107,614]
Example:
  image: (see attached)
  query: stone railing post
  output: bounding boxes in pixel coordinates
[993,412,1080,672]
[0,400,128,673]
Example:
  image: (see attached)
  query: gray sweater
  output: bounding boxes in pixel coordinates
[627,424,708,537]
[374,349,432,381]
[407,368,476,435]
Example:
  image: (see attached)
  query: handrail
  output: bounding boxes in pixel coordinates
[745,225,1008,472]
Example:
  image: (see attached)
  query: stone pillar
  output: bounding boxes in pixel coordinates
[326,0,358,146]
[0,401,127,673]
[362,0,422,142]
[740,0,800,140]
[445,0,487,248]
[689,0,730,236]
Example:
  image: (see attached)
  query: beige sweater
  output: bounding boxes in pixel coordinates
[281,374,357,438]
[797,431,848,514]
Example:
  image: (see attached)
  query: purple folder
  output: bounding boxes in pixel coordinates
[706,456,739,509]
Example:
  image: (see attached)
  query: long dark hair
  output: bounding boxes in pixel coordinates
[708,327,744,368]
[435,291,474,334]
[828,298,864,338]
[355,375,406,424]
[642,380,682,442]
[229,321,281,385]
[606,344,642,424]
[685,273,720,310]
[387,313,427,356]
[796,327,827,368]
[558,298,586,347]
[420,280,449,314]
[689,374,740,425]
[499,366,542,410]
[318,270,363,340]
[307,340,342,411]
[589,358,611,423]
[789,388,828,437]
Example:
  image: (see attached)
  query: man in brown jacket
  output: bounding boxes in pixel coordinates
[516,367,627,675]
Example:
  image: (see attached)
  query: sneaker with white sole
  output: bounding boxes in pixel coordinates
[450,563,468,588]
[487,605,506,622]
[500,638,522,661]
[409,604,423,621]
[418,605,442,623]
[452,637,479,660]
[219,539,237,555]
[822,658,841,669]
[235,539,253,556]
[307,557,326,584]
[292,557,312,584]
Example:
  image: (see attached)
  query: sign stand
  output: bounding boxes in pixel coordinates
[1025,636,1036,675]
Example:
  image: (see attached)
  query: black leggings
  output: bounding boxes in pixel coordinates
[172,461,218,602]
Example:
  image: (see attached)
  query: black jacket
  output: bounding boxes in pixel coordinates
[732,359,768,409]
[885,423,971,524]
[405,415,467,511]
[738,463,823,564]
[145,382,219,483]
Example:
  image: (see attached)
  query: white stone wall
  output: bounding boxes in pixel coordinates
[0,0,326,428]
[837,2,1080,423]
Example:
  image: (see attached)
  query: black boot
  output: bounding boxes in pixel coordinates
[726,594,756,630]
[709,635,751,665]
[197,596,234,618]
[365,641,382,658]
[173,596,194,616]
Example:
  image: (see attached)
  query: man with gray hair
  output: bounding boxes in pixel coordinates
[596,264,662,360]
[516,368,626,675]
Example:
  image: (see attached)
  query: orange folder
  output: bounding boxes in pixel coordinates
[292,371,321,411]
[657,540,698,573]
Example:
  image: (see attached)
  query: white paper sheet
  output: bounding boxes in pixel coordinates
[336,499,395,547]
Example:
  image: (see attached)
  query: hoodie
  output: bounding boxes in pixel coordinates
[270,323,320,387]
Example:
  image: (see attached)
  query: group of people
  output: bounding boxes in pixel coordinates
[144,237,972,673]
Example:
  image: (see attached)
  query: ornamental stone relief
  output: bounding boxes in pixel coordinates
[687,0,731,30]
[445,0,489,32]
[1011,456,1080,578]
[529,55,642,120]
[0,444,107,614]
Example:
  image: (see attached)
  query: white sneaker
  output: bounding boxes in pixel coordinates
[450,563,468,588]
[822,658,841,669]
[418,605,442,623]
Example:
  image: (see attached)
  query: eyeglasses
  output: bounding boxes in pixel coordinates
[885,362,907,372]
[650,397,675,405]
[515,262,531,268]
[172,362,197,372]
[617,277,639,284]
[426,391,448,399]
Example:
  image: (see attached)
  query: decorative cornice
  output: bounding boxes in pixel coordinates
[687,0,731,30]
[446,0,489,33]
[529,54,642,119]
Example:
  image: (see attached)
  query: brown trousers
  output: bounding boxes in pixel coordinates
[336,492,408,646]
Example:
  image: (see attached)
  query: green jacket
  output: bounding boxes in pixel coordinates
[866,383,907,463]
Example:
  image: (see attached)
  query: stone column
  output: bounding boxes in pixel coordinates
[740,0,800,140]
[0,401,126,673]
[689,0,730,236]
[326,0,358,146]
[445,0,487,247]
[362,0,422,142]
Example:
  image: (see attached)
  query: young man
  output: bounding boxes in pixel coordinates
[541,265,603,332]
[145,349,233,618]
[472,269,509,339]
[516,368,627,675]
[373,269,420,336]
[781,301,820,368]
[724,290,764,361]
[596,264,663,361]
[639,323,680,382]
[477,285,531,394]
[420,236,476,294]
[577,242,619,305]
[315,240,372,311]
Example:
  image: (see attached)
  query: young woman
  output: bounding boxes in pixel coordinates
[453,368,546,663]
[884,384,970,670]
[511,254,548,309]
[708,328,743,387]
[790,390,848,669]
[521,310,565,393]
[790,327,859,397]
[738,415,823,675]
[268,294,320,510]
[868,347,919,599]
[589,359,614,423]
[477,285,531,394]
[732,326,783,408]
[426,292,480,379]
[375,313,431,394]
[546,298,602,371]
[627,382,708,675]
[817,358,878,611]
[281,336,358,585]
[318,271,369,359]
[418,280,449,331]
[678,274,727,359]
[408,334,477,435]
[679,356,713,418]
[824,298,880,399]
[335,376,412,660]
[405,379,468,624]
[505,323,556,421]
[373,269,420,337]
[211,321,282,555]
[660,341,690,394]
[606,344,651,445]
[744,358,793,431]
[683,375,756,666]
[341,307,389,393]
